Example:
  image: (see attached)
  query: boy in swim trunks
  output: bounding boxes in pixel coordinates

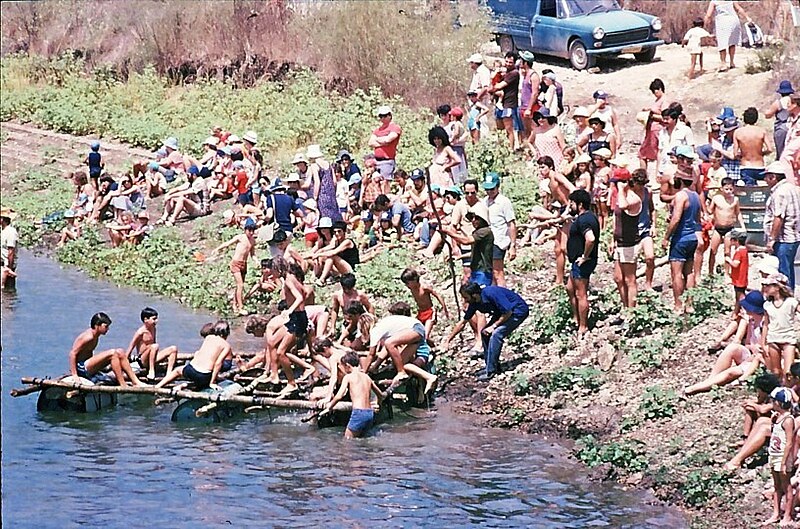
[155,320,232,390]
[211,218,257,316]
[707,177,744,276]
[68,312,147,387]
[400,268,450,343]
[328,272,374,336]
[125,307,179,381]
[244,258,281,302]
[321,351,384,439]
[270,258,309,396]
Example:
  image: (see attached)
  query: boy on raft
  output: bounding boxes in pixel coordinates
[156,320,232,390]
[125,307,179,381]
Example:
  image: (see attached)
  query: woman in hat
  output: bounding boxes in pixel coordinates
[638,78,668,169]
[532,108,566,168]
[307,145,342,223]
[571,153,593,192]
[684,290,765,395]
[765,80,795,159]
[428,126,461,188]
[578,114,618,158]
[572,107,592,144]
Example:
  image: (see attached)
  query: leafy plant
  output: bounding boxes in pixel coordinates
[683,276,727,328]
[530,286,574,343]
[639,385,677,421]
[621,335,671,371]
[511,371,531,396]
[625,289,674,336]
[575,435,648,476]
[507,407,527,426]
[535,365,603,397]
[680,470,731,507]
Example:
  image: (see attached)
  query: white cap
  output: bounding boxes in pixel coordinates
[467,53,483,64]
[765,161,787,176]
[376,105,393,117]
[572,106,590,118]
[306,144,324,160]
[242,131,258,144]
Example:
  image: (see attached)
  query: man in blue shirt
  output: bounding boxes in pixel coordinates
[442,282,529,381]
[372,194,415,240]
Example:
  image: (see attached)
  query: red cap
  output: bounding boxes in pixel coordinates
[450,107,464,119]
[613,168,631,181]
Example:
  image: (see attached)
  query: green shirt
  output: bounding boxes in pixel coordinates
[471,226,494,274]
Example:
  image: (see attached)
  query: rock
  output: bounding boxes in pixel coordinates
[597,343,616,371]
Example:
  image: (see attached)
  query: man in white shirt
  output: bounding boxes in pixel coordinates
[482,172,517,287]
[658,107,695,173]
[468,53,492,135]
[1,208,19,289]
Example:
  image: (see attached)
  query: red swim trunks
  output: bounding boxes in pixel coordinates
[417,307,434,323]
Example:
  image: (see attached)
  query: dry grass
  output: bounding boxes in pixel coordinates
[0,0,489,107]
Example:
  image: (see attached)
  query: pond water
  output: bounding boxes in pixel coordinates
[1,253,687,528]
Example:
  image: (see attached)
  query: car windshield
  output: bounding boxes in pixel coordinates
[562,0,620,17]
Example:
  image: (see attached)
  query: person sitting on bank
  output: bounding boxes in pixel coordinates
[442,282,529,382]
[68,312,147,387]
[156,320,233,390]
[311,220,360,286]
[320,351,385,439]
[158,166,208,226]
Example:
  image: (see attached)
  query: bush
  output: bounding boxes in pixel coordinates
[621,331,676,371]
[530,286,575,343]
[575,435,648,476]
[536,365,603,397]
[745,42,786,74]
[625,289,673,336]
[639,385,677,420]
[681,470,731,507]
[511,371,531,396]
[683,275,728,327]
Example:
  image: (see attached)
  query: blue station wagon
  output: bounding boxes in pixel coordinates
[486,0,664,69]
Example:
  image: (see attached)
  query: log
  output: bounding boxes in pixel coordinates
[18,377,352,412]
[636,255,669,279]
[195,374,265,417]
[9,384,44,397]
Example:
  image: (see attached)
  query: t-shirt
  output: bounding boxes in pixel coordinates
[390,201,415,233]
[270,193,298,232]
[730,246,749,288]
[765,297,799,344]
[567,211,600,263]
[336,179,350,209]
[373,122,402,160]
[234,171,249,195]
[369,315,423,348]
[164,150,185,172]
[463,285,530,321]
[501,68,520,109]
[684,27,711,54]
[485,194,516,250]
[1,224,18,267]
[471,226,494,273]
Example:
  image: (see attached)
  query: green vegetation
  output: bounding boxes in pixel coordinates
[625,289,674,336]
[682,276,728,328]
[575,435,648,477]
[529,286,575,343]
[535,365,603,397]
[680,469,732,507]
[620,330,677,371]
[638,385,677,421]
[511,371,531,396]
[3,168,72,247]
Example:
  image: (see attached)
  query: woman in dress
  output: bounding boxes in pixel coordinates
[765,80,795,159]
[532,108,566,169]
[638,78,668,170]
[428,126,461,188]
[704,0,753,71]
[448,107,470,183]
[307,145,342,223]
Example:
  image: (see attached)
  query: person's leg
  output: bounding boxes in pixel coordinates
[168,197,187,224]
[555,229,567,285]
[486,314,525,375]
[699,51,704,72]
[766,343,783,376]
[421,230,443,258]
[692,237,706,280]
[781,471,795,524]
[728,45,736,68]
[684,366,743,395]
[622,262,638,308]
[781,344,796,379]
[613,260,628,307]
[764,471,782,525]
[276,333,298,389]
[725,415,771,468]
[774,242,800,290]
[575,278,590,334]
[503,117,515,151]
[641,237,655,290]
[317,258,335,284]
[155,365,185,388]
[157,345,179,375]
[688,54,696,79]
[718,48,727,69]
[669,260,685,311]
[232,268,245,312]
[492,259,506,287]
[683,258,696,311]
[404,362,437,395]
[330,256,353,276]
[708,230,722,276]
[383,331,420,379]
[566,275,579,325]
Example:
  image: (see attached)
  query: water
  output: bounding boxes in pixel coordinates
[1,253,687,528]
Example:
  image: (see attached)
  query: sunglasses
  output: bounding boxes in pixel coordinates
[464,191,478,195]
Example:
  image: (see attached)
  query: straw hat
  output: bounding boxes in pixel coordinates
[203,136,218,147]
[306,144,324,160]
[572,106,590,119]
[376,105,393,117]
[303,198,318,210]
[0,207,18,220]
[242,131,258,145]
[228,134,242,144]
[467,53,483,64]
[291,152,309,165]
[284,173,301,183]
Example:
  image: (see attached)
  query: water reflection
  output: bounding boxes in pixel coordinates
[2,253,687,528]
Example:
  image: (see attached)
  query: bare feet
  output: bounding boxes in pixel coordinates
[762,515,780,526]
[277,384,298,399]
[424,375,438,396]
[722,461,738,471]
[135,381,151,387]
[298,368,316,382]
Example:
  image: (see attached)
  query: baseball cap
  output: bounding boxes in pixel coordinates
[376,105,393,117]
[410,168,425,180]
[770,387,793,403]
[593,90,608,100]
[482,172,501,190]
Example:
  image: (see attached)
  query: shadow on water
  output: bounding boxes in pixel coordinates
[2,252,687,528]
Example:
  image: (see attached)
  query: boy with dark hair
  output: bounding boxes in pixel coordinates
[400,267,450,340]
[726,229,750,315]
[68,312,147,386]
[321,351,385,439]
[125,307,179,381]
[329,273,374,336]
[244,258,280,302]
[725,373,782,470]
[156,321,232,390]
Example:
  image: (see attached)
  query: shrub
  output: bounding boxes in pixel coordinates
[511,371,531,396]
[575,435,648,476]
[530,286,575,343]
[621,331,676,371]
[683,275,728,328]
[681,470,731,507]
[625,289,673,336]
[536,365,603,397]
[639,385,677,421]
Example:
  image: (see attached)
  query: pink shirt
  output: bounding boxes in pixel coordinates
[373,123,402,160]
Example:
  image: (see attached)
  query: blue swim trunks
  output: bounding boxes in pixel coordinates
[347,408,374,434]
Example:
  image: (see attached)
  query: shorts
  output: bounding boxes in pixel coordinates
[715,225,734,237]
[237,190,254,206]
[614,243,641,264]
[222,358,233,372]
[285,310,309,339]
[304,232,319,244]
[668,238,698,262]
[347,408,374,434]
[76,362,93,380]
[412,322,427,341]
[469,269,493,287]
[230,259,248,277]
[375,159,396,181]
[734,285,746,295]
[183,362,212,389]
[740,167,765,185]
[417,307,434,324]
[768,455,791,473]
[492,244,507,261]
[571,259,597,280]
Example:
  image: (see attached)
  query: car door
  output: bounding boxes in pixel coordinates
[530,0,558,53]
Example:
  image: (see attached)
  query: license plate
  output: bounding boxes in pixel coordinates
[622,45,643,54]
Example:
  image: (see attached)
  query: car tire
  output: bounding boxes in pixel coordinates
[498,34,516,54]
[634,47,657,62]
[569,39,595,70]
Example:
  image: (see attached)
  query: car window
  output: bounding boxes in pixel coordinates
[563,0,620,17]
[540,0,557,17]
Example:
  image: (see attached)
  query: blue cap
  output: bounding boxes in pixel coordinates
[593,90,608,100]
[777,80,795,95]
[675,145,697,160]
[740,290,765,314]
[90,141,100,151]
[147,161,160,170]
[410,168,425,180]
[771,387,793,404]
[445,185,463,196]
[244,218,257,230]
[348,174,362,185]
[187,166,200,175]
[482,172,500,190]
[717,106,735,120]
[431,184,441,194]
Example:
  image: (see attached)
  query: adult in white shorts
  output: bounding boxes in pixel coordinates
[612,176,643,309]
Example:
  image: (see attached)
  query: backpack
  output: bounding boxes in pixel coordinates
[742,22,764,48]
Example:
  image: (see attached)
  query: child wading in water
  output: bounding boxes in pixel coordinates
[211,218,257,316]
[762,273,799,381]
[322,351,384,439]
[763,387,796,526]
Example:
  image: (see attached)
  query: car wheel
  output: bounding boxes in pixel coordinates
[568,40,595,70]
[498,34,516,54]
[634,47,657,62]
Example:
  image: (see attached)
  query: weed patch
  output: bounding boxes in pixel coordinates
[575,435,648,477]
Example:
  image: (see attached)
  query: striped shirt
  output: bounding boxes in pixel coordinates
[764,179,800,244]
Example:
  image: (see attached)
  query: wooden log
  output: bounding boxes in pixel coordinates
[10,384,45,397]
[636,255,669,279]
[195,375,264,417]
[18,377,352,412]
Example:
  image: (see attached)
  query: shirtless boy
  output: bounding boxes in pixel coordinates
[212,218,256,315]
[270,258,310,396]
[156,320,232,390]
[244,258,281,302]
[733,107,773,185]
[329,273,374,336]
[125,307,178,381]
[68,312,146,386]
[400,268,450,340]
[321,351,384,439]
[707,177,744,276]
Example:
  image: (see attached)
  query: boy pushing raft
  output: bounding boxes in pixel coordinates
[321,351,385,439]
